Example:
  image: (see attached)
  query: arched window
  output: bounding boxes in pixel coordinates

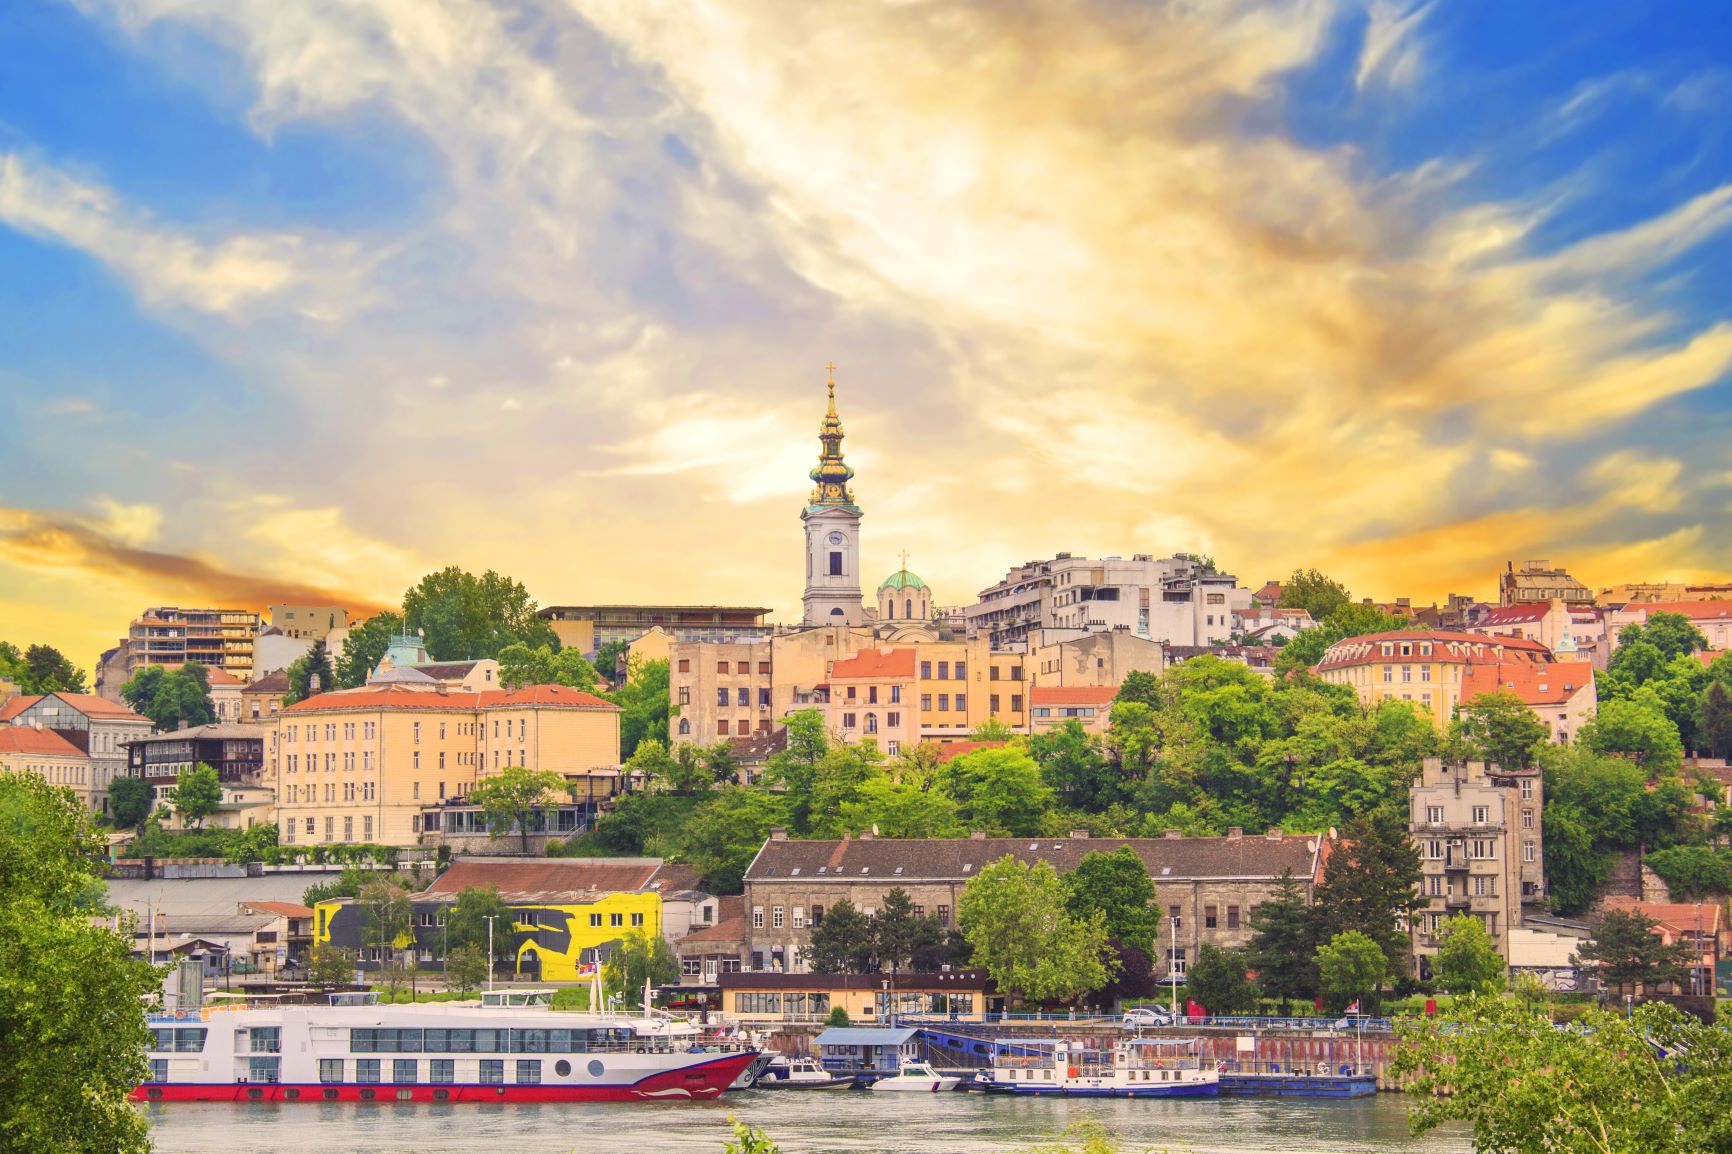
[865,713,878,734]
[905,599,913,619]
[678,718,691,735]
[830,607,845,617]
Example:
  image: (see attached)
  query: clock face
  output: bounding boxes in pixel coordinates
[827,532,845,545]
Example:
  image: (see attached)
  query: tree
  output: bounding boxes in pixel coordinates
[0,773,160,1154]
[303,864,370,907]
[359,877,413,962]
[120,663,216,732]
[1030,719,1119,809]
[592,639,631,685]
[1115,670,1161,708]
[1063,847,1158,951]
[824,1005,851,1027]
[444,886,512,956]
[1699,678,1732,759]
[498,642,602,692]
[804,898,877,974]
[871,887,943,974]
[1315,930,1387,1014]
[336,611,403,688]
[623,738,679,789]
[1311,807,1422,982]
[937,746,1053,836]
[1277,568,1352,622]
[971,718,1016,741]
[401,567,558,660]
[1395,999,1732,1154]
[604,928,678,1003]
[1576,908,1698,992]
[283,638,336,705]
[1246,869,1317,1012]
[837,777,965,839]
[607,657,670,761]
[108,774,152,832]
[1186,944,1257,1015]
[1456,690,1549,771]
[677,787,790,893]
[465,766,570,853]
[1613,613,1709,670]
[306,942,356,986]
[12,643,87,694]
[764,709,829,833]
[957,855,1114,1003]
[166,763,222,828]
[446,944,490,994]
[1432,914,1505,995]
[1580,696,1684,774]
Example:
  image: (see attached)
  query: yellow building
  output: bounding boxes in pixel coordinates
[275,683,621,848]
[0,727,96,811]
[825,638,1029,750]
[1315,630,1554,730]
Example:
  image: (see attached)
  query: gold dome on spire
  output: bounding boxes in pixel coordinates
[809,361,857,510]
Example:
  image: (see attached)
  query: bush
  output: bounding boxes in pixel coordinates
[825,1005,851,1027]
[551,987,591,1011]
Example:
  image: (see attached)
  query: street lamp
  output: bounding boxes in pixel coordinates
[882,978,891,1028]
[1168,916,1181,1019]
[483,915,497,993]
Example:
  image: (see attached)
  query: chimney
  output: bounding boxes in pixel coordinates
[1163,829,1182,839]
[968,831,987,841]
[858,829,874,840]
[1069,829,1090,840]
[1266,827,1283,840]
[768,827,788,841]
[1226,827,1243,840]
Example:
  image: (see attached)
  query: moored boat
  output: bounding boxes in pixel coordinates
[867,1060,962,1093]
[134,991,757,1103]
[977,1037,1219,1099]
[754,1055,854,1089]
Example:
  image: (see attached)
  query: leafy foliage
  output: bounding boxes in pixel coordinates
[1185,943,1257,1015]
[465,765,571,853]
[166,762,222,828]
[1315,930,1386,1013]
[402,566,558,660]
[108,774,152,831]
[1455,689,1550,771]
[1,642,88,694]
[604,928,678,1001]
[1432,914,1505,995]
[1276,567,1352,622]
[957,855,1113,1003]
[446,944,491,994]
[1063,847,1158,950]
[1246,868,1317,1011]
[120,662,216,731]
[804,897,877,975]
[497,642,601,691]
[335,612,404,688]
[1311,807,1423,981]
[607,657,670,760]
[1576,908,1698,990]
[284,638,336,705]
[445,886,512,955]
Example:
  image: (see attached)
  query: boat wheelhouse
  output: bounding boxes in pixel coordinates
[135,994,756,1103]
[979,1037,1219,1099]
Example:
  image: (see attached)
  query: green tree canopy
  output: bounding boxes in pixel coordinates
[6,642,88,694]
[937,746,1053,836]
[1699,678,1732,759]
[677,787,790,893]
[120,663,217,731]
[283,638,336,705]
[1063,846,1158,951]
[1277,568,1352,622]
[0,774,160,1154]
[167,763,222,828]
[108,774,153,832]
[1432,914,1505,995]
[1576,907,1699,991]
[1246,868,1317,1011]
[402,566,558,660]
[497,642,602,691]
[764,709,829,833]
[359,876,413,959]
[465,766,571,854]
[1580,695,1684,774]
[607,657,670,761]
[604,928,678,1003]
[335,611,403,688]
[805,897,877,974]
[1315,930,1387,1013]
[871,887,944,974]
[1185,943,1257,1015]
[1030,719,1120,810]
[1311,807,1422,982]
[957,855,1113,1003]
[1455,689,1550,770]
[445,885,513,956]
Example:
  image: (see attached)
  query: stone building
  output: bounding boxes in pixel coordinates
[1409,757,1545,975]
[740,829,1327,981]
[1027,630,1165,688]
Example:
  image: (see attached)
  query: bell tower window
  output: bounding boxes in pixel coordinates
[829,551,843,576]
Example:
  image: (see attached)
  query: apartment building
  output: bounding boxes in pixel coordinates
[1500,560,1592,607]
[126,607,261,679]
[266,604,350,641]
[1027,630,1164,688]
[274,683,621,847]
[0,691,152,812]
[1409,758,1545,974]
[1466,600,1608,670]
[964,553,1248,651]
[1027,685,1118,736]
[740,829,1325,980]
[670,625,875,744]
[1315,630,1554,731]
[824,641,1032,751]
[1460,661,1597,745]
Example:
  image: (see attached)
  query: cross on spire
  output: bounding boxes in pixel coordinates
[899,549,911,572]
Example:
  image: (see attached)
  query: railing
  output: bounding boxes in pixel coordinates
[1219,1059,1376,1077]
[909,1013,1396,1034]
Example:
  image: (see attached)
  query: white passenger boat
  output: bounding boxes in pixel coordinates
[869,1060,962,1093]
[755,1055,853,1089]
[977,1037,1219,1098]
[135,991,757,1104]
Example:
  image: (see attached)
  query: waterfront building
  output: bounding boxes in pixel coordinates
[0,690,151,812]
[719,970,992,1026]
[740,829,1326,981]
[273,683,620,848]
[1500,560,1592,607]
[674,895,749,985]
[1314,630,1553,730]
[964,553,1248,651]
[1409,758,1544,975]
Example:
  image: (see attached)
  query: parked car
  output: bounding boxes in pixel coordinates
[1122,1006,1175,1030]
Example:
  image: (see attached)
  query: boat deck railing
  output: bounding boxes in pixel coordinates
[1219,1059,1377,1078]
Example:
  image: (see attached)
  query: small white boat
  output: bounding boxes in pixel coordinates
[870,1061,961,1093]
[756,1056,852,1089]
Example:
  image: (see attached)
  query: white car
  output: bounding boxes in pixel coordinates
[1121,1007,1174,1030]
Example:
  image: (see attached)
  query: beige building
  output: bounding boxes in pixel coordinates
[241,670,291,725]
[1596,582,1732,607]
[274,683,622,847]
[0,692,151,813]
[1500,560,1592,607]
[825,640,1032,751]
[1460,660,1597,746]
[539,605,772,655]
[1029,630,1165,688]
[740,829,1325,980]
[0,726,97,810]
[1410,758,1545,974]
[1315,630,1554,731]
[1467,600,1608,670]
[125,606,261,680]
[1606,600,1732,653]
[267,604,350,641]
[670,625,874,744]
[1028,685,1118,736]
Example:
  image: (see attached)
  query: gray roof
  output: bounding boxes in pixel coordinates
[745,834,1321,885]
[106,872,351,919]
[122,722,262,746]
[814,1027,921,1048]
[372,666,438,684]
[412,661,483,679]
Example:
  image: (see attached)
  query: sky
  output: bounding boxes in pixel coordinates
[3,0,1732,672]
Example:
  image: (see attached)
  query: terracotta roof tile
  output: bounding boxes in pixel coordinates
[420,857,663,901]
[1317,630,1550,671]
[932,740,1007,764]
[0,693,147,724]
[679,896,747,944]
[829,648,917,680]
[1461,661,1595,707]
[478,685,618,710]
[1600,896,1722,934]
[1031,686,1119,706]
[0,696,42,723]
[244,670,291,694]
[239,900,315,918]
[1630,601,1732,621]
[0,727,87,757]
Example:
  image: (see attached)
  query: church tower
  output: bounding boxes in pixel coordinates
[801,365,866,626]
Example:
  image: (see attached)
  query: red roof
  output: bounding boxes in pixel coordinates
[679,895,747,944]
[0,693,146,723]
[0,696,41,723]
[1630,601,1732,621]
[284,683,618,713]
[1317,630,1551,671]
[478,685,617,710]
[1477,605,1601,626]
[0,727,86,757]
[203,668,244,687]
[1031,686,1119,707]
[239,900,315,918]
[1697,651,1725,670]
[1600,896,1722,936]
[828,648,917,680]
[933,740,1007,764]
[1461,661,1595,707]
[421,858,663,899]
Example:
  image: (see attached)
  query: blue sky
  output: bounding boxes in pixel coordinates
[2,0,1730,668]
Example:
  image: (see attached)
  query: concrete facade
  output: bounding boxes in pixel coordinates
[1028,630,1165,688]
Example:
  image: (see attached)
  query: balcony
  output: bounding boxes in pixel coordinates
[1443,855,1469,873]
[1445,894,1470,910]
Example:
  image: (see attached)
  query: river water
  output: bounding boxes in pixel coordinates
[145,1090,1472,1153]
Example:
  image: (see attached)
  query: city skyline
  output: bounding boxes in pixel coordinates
[5,1,1732,668]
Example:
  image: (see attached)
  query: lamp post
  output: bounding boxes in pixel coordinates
[882,978,891,1028]
[1168,916,1180,1019]
[1695,902,1704,996]
[483,915,497,993]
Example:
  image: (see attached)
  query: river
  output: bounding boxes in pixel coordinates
[145,1090,1472,1153]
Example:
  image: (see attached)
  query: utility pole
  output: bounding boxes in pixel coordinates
[1169,916,1180,1019]
[484,915,497,993]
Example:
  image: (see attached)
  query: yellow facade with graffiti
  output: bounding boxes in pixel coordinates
[313,891,662,982]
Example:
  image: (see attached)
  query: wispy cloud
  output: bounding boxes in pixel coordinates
[1356,1,1431,93]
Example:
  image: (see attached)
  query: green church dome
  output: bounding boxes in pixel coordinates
[879,569,926,593]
